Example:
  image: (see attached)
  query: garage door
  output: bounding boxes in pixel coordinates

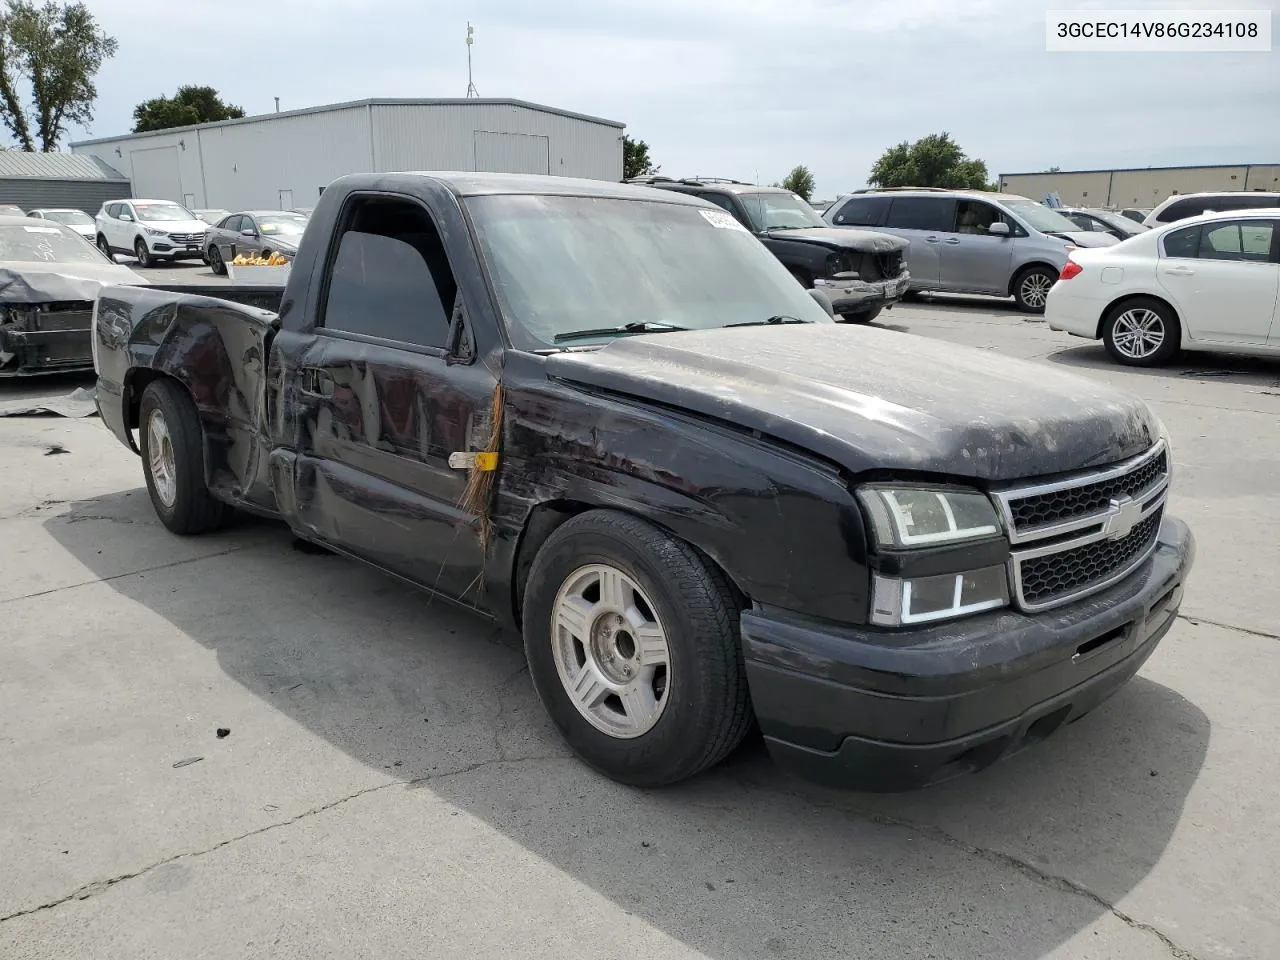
[473,131,550,175]
[129,146,183,201]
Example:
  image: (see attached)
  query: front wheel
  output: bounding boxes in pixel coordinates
[1012,265,1057,313]
[1102,298,1181,367]
[97,235,115,262]
[134,238,153,268]
[139,380,233,534]
[208,245,226,276]
[839,305,883,325]
[522,510,752,787]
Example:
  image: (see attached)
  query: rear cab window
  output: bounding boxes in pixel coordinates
[320,195,458,351]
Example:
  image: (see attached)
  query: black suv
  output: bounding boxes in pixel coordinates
[628,177,910,323]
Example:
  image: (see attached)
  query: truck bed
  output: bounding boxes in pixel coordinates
[145,283,285,315]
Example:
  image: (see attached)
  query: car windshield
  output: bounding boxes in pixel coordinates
[465,194,832,350]
[1002,200,1083,234]
[198,210,229,223]
[133,202,195,222]
[0,223,109,264]
[257,214,308,236]
[738,192,827,230]
[40,210,94,226]
[1091,210,1147,234]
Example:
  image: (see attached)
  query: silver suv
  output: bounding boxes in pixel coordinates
[823,188,1117,312]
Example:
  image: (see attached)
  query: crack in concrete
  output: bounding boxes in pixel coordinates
[733,776,1200,960]
[0,755,570,925]
[1177,614,1278,643]
[0,544,265,606]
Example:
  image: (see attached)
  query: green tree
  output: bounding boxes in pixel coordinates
[779,164,815,201]
[868,133,991,190]
[622,134,659,180]
[0,0,117,152]
[133,85,245,133]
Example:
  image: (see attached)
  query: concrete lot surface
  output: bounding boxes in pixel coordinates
[1,270,1277,959]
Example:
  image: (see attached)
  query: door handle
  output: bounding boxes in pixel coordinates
[925,235,940,243]
[1162,266,1195,276]
[300,367,333,397]
[944,238,961,244]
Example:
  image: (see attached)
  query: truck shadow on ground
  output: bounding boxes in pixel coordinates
[45,491,1211,959]
[1046,343,1280,389]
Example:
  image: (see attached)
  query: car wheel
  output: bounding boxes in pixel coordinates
[138,380,234,535]
[1102,298,1181,367]
[97,235,115,262]
[838,305,883,325]
[208,246,226,276]
[522,509,752,787]
[1012,265,1057,313]
[134,238,152,268]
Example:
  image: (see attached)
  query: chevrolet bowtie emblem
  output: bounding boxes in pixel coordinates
[1102,496,1143,540]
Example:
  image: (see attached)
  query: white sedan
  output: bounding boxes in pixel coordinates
[1045,208,1280,366]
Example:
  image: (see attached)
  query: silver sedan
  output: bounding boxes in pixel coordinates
[203,210,309,275]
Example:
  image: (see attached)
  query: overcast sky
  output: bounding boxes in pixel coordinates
[79,0,1278,198]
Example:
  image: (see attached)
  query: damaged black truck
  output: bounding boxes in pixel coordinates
[92,173,1194,790]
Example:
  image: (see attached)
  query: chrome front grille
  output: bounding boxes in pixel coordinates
[168,232,205,243]
[994,441,1168,611]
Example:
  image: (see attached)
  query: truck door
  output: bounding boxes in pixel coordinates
[272,192,497,607]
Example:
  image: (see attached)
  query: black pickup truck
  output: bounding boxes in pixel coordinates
[92,172,1194,791]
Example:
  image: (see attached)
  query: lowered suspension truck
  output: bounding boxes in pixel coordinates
[91,172,1195,790]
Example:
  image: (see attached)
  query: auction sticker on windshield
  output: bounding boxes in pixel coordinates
[700,209,748,232]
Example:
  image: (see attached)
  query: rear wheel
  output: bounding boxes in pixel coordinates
[1012,265,1057,313]
[134,238,153,268]
[138,380,233,534]
[522,510,752,787]
[208,245,226,276]
[1102,298,1181,367]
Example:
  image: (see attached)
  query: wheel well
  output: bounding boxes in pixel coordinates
[1095,293,1180,340]
[1008,261,1058,297]
[509,500,749,630]
[124,369,185,431]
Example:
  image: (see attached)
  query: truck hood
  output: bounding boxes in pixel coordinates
[764,226,907,253]
[0,261,149,303]
[544,324,1159,482]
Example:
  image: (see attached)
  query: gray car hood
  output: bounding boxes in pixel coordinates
[0,260,148,303]
[545,324,1158,482]
[765,226,908,253]
[1053,231,1120,248]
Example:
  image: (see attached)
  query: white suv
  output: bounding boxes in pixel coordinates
[95,199,210,267]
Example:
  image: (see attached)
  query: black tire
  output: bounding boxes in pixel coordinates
[208,245,226,276]
[134,238,153,268]
[138,380,233,535]
[838,305,883,325]
[97,235,115,262]
[789,267,813,288]
[522,510,752,787]
[1101,297,1181,367]
[1012,264,1057,313]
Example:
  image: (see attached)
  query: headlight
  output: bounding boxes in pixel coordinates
[858,485,1009,627]
[143,226,166,237]
[857,485,1001,548]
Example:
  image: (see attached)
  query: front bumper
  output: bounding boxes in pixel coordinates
[741,515,1194,791]
[0,319,93,376]
[145,235,207,259]
[816,273,910,317]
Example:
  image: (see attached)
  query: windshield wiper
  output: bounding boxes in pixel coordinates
[723,315,813,328]
[553,321,688,343]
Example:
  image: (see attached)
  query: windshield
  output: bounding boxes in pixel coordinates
[466,195,832,350]
[0,223,110,264]
[133,202,196,222]
[1092,210,1147,235]
[738,192,827,230]
[1002,200,1083,234]
[257,214,308,236]
[197,210,229,223]
[40,210,94,227]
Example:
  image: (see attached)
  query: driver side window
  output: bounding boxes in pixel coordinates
[954,200,1001,235]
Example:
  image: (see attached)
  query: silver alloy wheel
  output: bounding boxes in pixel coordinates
[1019,271,1053,308]
[550,563,671,739]
[1111,308,1165,360]
[146,408,178,508]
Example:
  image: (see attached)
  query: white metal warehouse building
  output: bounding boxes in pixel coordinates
[69,98,626,212]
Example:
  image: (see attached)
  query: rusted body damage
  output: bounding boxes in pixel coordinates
[92,171,1194,790]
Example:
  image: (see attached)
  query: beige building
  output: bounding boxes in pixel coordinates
[998,164,1280,210]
